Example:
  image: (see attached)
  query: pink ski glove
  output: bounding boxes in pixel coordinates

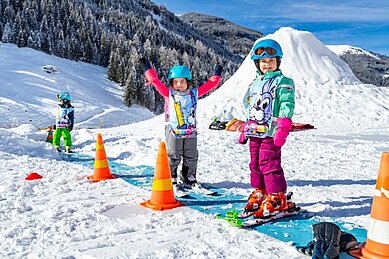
[273,118,293,147]
[238,131,248,145]
[144,68,158,85]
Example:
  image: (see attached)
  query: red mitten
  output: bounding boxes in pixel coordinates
[238,131,248,145]
[273,118,293,147]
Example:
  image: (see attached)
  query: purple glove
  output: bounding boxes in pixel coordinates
[238,131,248,145]
[214,65,223,76]
[139,57,152,72]
[273,118,293,147]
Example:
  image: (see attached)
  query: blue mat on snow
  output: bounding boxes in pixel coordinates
[65,153,367,252]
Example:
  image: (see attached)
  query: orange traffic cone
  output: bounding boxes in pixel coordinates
[140,142,183,210]
[46,126,53,143]
[349,152,389,258]
[87,133,116,182]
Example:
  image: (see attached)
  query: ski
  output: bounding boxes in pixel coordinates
[174,182,218,198]
[174,184,190,198]
[242,206,304,228]
[56,148,76,161]
[58,151,71,161]
[182,182,218,195]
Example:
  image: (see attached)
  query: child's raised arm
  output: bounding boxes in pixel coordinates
[140,57,169,97]
[198,65,223,97]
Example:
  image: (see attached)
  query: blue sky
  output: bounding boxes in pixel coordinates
[153,0,389,56]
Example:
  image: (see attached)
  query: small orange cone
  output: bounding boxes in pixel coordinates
[46,126,53,143]
[87,133,116,182]
[140,142,183,210]
[25,172,43,180]
[349,152,389,258]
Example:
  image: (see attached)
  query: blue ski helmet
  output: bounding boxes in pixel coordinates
[56,91,71,101]
[251,39,283,60]
[168,65,192,80]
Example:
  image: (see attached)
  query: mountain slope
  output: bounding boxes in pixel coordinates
[0,0,245,113]
[328,45,389,87]
[0,43,154,129]
[179,12,263,57]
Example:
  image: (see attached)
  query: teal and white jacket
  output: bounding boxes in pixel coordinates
[242,70,295,138]
[55,103,74,130]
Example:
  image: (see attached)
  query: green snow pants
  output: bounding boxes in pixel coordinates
[53,128,72,150]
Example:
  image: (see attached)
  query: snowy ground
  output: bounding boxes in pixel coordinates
[1,27,389,258]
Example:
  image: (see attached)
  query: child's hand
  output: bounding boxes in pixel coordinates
[140,57,158,85]
[238,131,248,145]
[214,64,223,76]
[273,118,292,147]
[139,57,152,72]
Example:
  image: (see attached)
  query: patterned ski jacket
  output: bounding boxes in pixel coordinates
[144,68,220,138]
[55,103,74,130]
[242,70,295,138]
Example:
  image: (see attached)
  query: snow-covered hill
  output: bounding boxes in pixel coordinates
[327,45,381,60]
[1,27,389,258]
[201,27,389,130]
[0,43,154,129]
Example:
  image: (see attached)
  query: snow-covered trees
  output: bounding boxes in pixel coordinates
[0,0,241,113]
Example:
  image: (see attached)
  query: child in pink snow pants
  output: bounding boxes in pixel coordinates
[239,38,295,218]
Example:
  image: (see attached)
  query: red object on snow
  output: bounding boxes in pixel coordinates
[25,172,43,180]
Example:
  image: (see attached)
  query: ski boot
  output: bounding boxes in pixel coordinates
[54,145,61,152]
[253,191,288,218]
[181,174,197,187]
[239,189,267,218]
[65,146,73,153]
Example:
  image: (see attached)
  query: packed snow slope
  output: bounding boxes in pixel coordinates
[1,27,389,258]
[0,43,154,129]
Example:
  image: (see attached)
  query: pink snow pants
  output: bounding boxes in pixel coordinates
[249,137,287,194]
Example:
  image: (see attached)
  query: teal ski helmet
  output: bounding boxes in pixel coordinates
[168,65,192,81]
[56,91,71,101]
[251,39,283,60]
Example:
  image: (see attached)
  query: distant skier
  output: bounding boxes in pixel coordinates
[53,91,74,153]
[239,39,295,218]
[140,58,222,188]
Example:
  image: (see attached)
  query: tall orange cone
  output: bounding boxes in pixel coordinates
[140,142,183,210]
[350,152,389,258]
[87,133,116,182]
[46,126,53,143]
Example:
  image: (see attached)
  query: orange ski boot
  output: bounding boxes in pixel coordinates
[244,189,267,213]
[253,191,288,218]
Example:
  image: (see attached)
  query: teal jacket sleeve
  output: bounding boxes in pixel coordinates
[274,76,295,119]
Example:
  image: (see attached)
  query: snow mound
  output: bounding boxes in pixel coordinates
[198,27,389,130]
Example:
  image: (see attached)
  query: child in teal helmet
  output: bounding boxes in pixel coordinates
[53,91,74,153]
[239,39,296,218]
[141,58,223,189]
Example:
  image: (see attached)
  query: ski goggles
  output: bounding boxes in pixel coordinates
[252,47,278,59]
